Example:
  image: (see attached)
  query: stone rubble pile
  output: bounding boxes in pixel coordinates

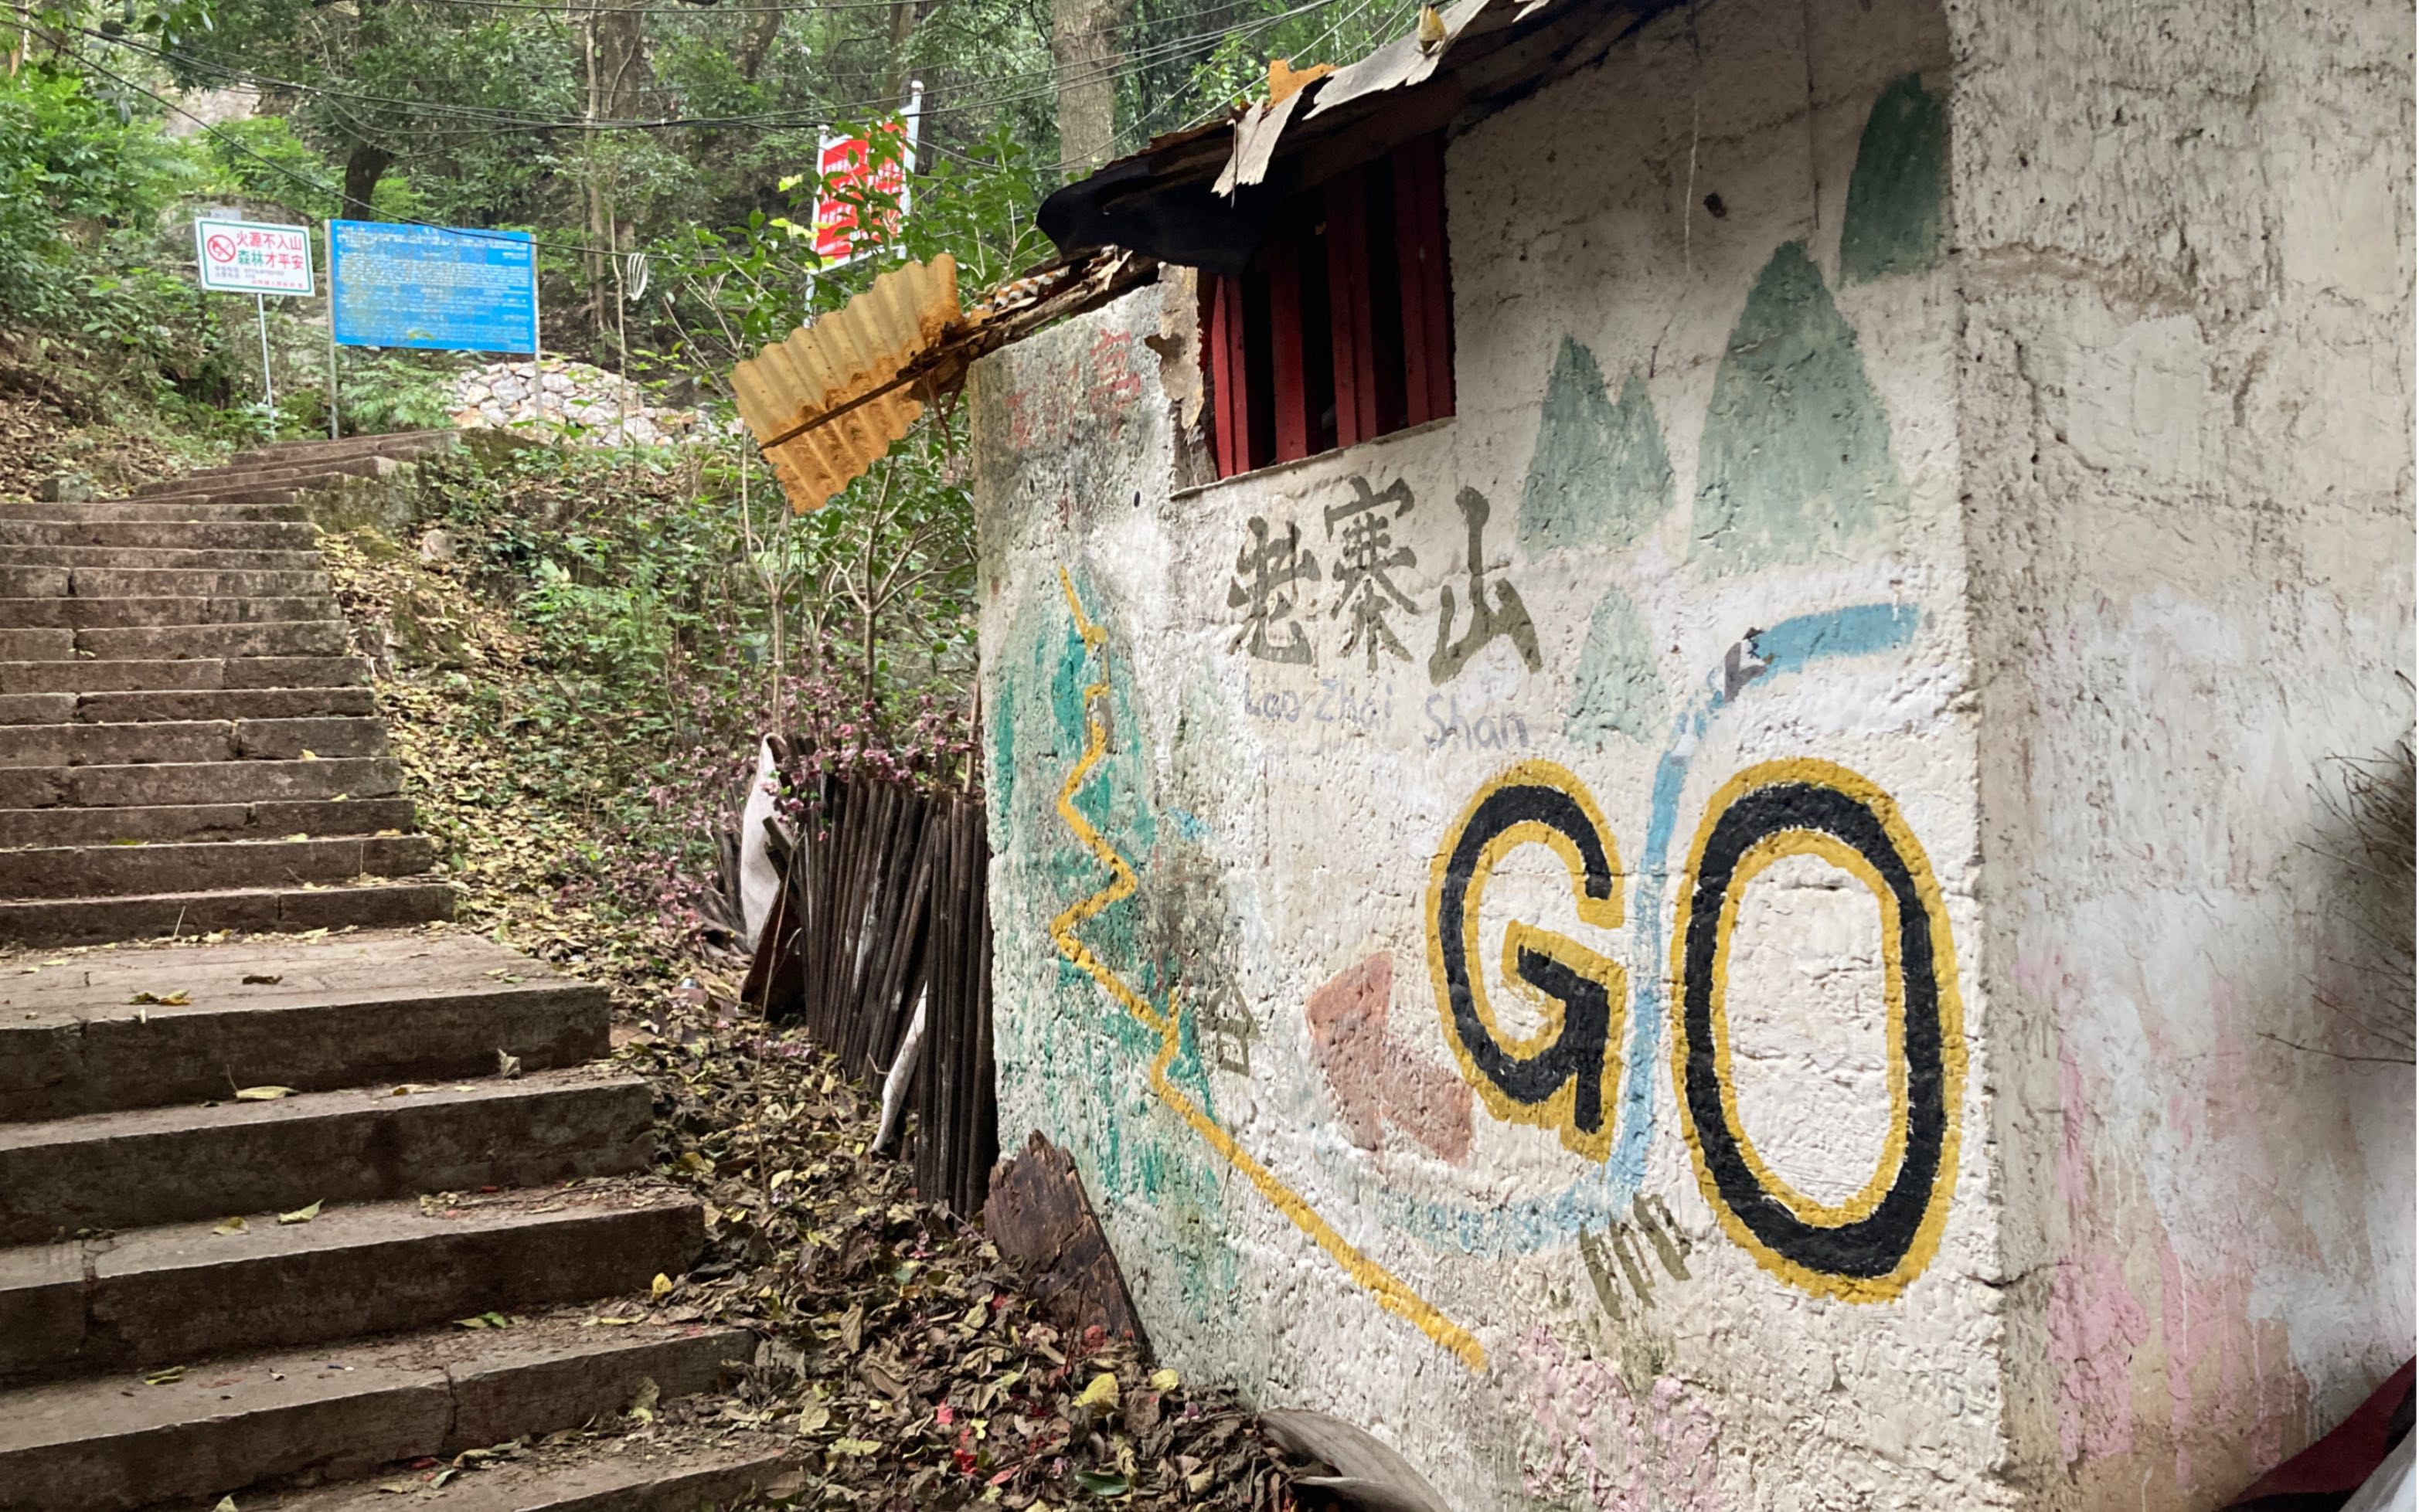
[447,358,730,447]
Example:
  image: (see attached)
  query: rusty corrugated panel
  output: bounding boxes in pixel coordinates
[732,255,961,512]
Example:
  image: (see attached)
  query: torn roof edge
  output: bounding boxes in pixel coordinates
[1036,0,1672,276]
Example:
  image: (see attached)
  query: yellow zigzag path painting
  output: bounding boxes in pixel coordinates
[1048,568,1488,1371]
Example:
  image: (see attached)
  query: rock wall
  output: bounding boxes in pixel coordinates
[1951,0,2417,1506]
[447,359,722,447]
[971,0,2014,1504]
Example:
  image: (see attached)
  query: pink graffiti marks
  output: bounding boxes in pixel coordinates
[2049,1249,2151,1464]
[1002,329,1145,453]
[1305,953,1475,1163]
[1509,1327,1720,1511]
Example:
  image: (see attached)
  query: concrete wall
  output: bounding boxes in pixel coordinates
[970,0,2413,1504]
[1950,0,2417,1506]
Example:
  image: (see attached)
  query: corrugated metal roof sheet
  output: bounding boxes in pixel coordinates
[732,255,962,512]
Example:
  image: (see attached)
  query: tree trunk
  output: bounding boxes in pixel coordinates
[737,3,782,82]
[1051,0,1121,175]
[342,142,393,220]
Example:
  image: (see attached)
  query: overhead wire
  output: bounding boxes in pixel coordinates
[75,0,1345,135]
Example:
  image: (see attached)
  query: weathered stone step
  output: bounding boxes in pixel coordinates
[0,656,369,695]
[0,1065,647,1244]
[0,795,412,848]
[0,596,332,630]
[0,566,331,600]
[0,498,305,524]
[0,1314,748,1512]
[228,430,456,470]
[0,630,69,664]
[0,878,452,947]
[0,754,398,808]
[0,834,432,900]
[1,544,324,571]
[131,456,400,496]
[0,715,387,768]
[0,1186,702,1385]
[72,619,352,661]
[250,1436,793,1512]
[0,686,374,725]
[0,519,317,550]
[0,933,604,1121]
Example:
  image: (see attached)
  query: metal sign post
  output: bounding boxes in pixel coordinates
[325,221,340,439]
[254,294,274,409]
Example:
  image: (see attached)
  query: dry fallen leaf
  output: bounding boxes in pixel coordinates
[213,1216,247,1236]
[278,1199,324,1225]
[128,990,189,1006]
[240,973,281,985]
[233,1086,297,1101]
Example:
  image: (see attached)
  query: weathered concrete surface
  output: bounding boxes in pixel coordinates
[0,932,610,1117]
[968,0,2412,1504]
[1950,0,2417,1506]
[238,1436,794,1511]
[0,1315,747,1512]
[0,1067,653,1242]
[0,1186,702,1383]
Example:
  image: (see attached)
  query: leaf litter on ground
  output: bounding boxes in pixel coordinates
[307,488,1315,1509]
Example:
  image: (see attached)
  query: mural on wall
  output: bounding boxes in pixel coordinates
[1046,566,1490,1371]
[1425,759,1628,1162]
[990,107,1969,1393]
[1578,1194,1693,1321]
[1671,758,1966,1301]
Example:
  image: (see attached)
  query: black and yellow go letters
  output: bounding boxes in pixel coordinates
[1427,756,1966,1301]
[1669,759,1964,1301]
[1424,760,1628,1163]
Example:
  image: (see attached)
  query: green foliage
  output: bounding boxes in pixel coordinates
[0,63,192,321]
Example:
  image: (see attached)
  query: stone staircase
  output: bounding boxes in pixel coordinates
[0,431,462,946]
[0,437,787,1510]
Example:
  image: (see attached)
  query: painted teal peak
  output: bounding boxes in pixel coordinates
[1564,583,1666,746]
[1689,241,1908,576]
[1840,72,1948,284]
[1518,337,1674,552]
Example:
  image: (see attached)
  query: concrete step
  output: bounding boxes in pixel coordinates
[131,457,398,496]
[0,629,68,661]
[228,430,457,470]
[0,877,454,946]
[0,520,318,551]
[0,498,306,524]
[0,566,332,600]
[0,754,400,807]
[0,1185,702,1385]
[0,1314,750,1512]
[0,545,325,571]
[0,686,375,725]
[249,1436,794,1512]
[0,656,369,695]
[0,834,434,899]
[0,1065,648,1243]
[0,933,606,1120]
[0,715,388,767]
[70,619,352,661]
[0,795,413,848]
[0,596,333,630]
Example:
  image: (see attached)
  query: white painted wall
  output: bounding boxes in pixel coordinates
[1951,0,2417,1505]
[969,0,2413,1505]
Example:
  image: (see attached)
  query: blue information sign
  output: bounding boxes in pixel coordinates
[329,220,538,353]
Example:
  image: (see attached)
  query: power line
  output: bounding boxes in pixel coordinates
[81,2,1335,135]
